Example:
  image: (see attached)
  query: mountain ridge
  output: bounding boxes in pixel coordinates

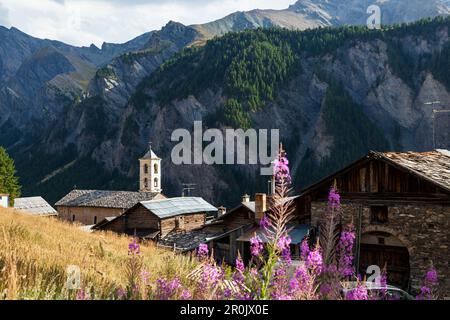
[1,1,450,205]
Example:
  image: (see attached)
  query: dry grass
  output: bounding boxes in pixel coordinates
[0,208,198,300]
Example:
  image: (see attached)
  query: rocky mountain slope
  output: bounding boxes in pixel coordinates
[1,1,450,205]
[193,0,450,37]
[14,17,450,206]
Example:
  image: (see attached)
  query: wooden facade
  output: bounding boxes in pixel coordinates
[100,203,207,240]
[207,204,255,264]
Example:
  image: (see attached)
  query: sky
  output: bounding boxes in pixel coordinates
[0,0,295,47]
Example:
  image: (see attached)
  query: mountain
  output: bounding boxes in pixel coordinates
[0,25,155,147]
[13,17,450,206]
[192,0,450,37]
[1,1,450,205]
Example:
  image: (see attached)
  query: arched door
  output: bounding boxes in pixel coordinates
[359,232,410,290]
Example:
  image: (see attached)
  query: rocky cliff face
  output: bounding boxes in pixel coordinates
[2,1,450,205]
[21,19,450,206]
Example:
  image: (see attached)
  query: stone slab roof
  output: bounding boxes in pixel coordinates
[158,228,224,251]
[55,190,161,209]
[14,197,57,216]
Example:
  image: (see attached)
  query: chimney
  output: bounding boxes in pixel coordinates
[242,194,250,203]
[217,206,226,217]
[254,193,267,222]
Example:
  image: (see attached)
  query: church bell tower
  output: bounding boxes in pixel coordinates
[139,143,162,193]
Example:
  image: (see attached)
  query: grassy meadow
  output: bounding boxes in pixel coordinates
[0,208,198,300]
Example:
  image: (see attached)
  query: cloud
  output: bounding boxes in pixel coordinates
[0,2,10,27]
[0,0,295,47]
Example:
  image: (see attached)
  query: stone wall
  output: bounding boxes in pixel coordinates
[311,200,450,298]
[57,206,123,225]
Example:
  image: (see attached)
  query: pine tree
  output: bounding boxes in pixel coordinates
[0,147,21,204]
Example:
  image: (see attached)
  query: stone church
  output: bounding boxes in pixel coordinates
[55,144,166,225]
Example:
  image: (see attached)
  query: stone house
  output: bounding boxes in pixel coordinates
[0,194,9,208]
[96,197,218,245]
[55,189,164,225]
[297,150,450,296]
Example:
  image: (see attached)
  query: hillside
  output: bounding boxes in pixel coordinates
[0,208,197,299]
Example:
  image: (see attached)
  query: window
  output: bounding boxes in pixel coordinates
[144,164,149,174]
[154,178,158,188]
[94,216,97,224]
[72,215,76,222]
[371,206,388,224]
[176,216,185,229]
[154,164,158,174]
[144,178,148,188]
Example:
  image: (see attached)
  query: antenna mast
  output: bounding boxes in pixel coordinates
[181,183,196,197]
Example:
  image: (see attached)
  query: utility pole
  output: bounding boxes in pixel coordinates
[432,109,450,150]
[424,101,450,150]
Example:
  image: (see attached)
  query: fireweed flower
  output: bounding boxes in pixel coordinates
[378,272,388,299]
[250,235,264,256]
[235,257,245,273]
[306,247,323,273]
[328,187,340,209]
[233,257,246,285]
[180,289,192,300]
[259,215,271,231]
[128,238,140,255]
[416,267,438,300]
[156,277,182,300]
[76,288,89,300]
[300,239,310,261]
[345,283,368,300]
[271,267,290,300]
[425,268,438,284]
[277,235,292,263]
[416,286,433,300]
[273,151,292,184]
[197,243,209,259]
[320,283,332,296]
[337,230,355,278]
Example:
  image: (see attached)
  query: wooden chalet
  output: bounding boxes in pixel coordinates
[297,150,450,296]
[95,197,218,247]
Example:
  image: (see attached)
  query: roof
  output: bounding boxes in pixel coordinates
[379,150,450,192]
[14,197,57,216]
[140,197,217,219]
[242,201,256,212]
[217,195,300,222]
[79,225,95,233]
[140,146,160,160]
[301,150,450,195]
[237,224,311,244]
[92,216,117,229]
[55,190,161,209]
[158,228,224,251]
[0,194,8,197]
